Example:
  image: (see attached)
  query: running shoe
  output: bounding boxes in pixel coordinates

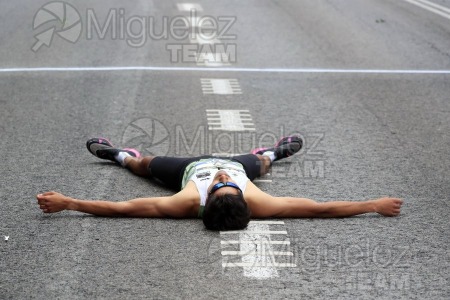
[86,138,141,163]
[251,136,303,161]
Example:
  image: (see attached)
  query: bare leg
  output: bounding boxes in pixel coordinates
[123,156,155,177]
[255,154,271,176]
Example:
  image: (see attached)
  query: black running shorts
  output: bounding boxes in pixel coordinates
[148,154,262,191]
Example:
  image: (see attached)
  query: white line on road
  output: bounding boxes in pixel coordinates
[1,67,450,74]
[253,179,273,183]
[220,230,288,235]
[190,36,222,45]
[221,251,294,256]
[221,240,291,245]
[220,223,294,278]
[249,221,285,225]
[223,262,297,268]
[177,3,203,12]
[201,78,242,94]
[404,0,450,20]
[196,53,231,67]
[206,109,255,131]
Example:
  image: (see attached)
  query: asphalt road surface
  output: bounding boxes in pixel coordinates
[1,0,449,299]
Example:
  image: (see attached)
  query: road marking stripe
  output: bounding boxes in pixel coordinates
[201,78,242,94]
[1,67,450,74]
[253,179,273,183]
[249,221,285,225]
[212,153,242,157]
[239,223,278,278]
[221,240,291,245]
[221,251,294,256]
[414,0,450,13]
[404,0,450,20]
[220,230,288,235]
[220,224,294,278]
[206,109,255,131]
[223,262,297,268]
[190,36,221,44]
[177,3,203,12]
[196,53,231,67]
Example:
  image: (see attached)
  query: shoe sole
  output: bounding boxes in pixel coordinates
[252,136,303,157]
[86,138,116,159]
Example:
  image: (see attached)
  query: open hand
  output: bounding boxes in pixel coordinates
[36,191,72,213]
[374,197,403,216]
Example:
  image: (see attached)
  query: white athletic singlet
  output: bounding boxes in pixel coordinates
[181,158,249,218]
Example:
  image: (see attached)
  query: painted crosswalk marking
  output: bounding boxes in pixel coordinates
[221,240,290,245]
[177,3,203,12]
[190,36,221,45]
[196,52,231,67]
[206,109,255,131]
[220,221,296,278]
[201,78,241,95]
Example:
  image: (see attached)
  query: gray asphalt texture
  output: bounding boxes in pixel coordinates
[1,0,449,299]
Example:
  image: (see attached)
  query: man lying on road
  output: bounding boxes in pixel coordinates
[37,136,403,230]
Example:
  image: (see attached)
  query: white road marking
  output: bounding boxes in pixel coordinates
[1,67,450,74]
[253,179,273,183]
[196,53,231,66]
[220,222,295,278]
[220,230,288,235]
[239,223,279,278]
[221,240,291,245]
[212,152,243,157]
[404,0,450,20]
[188,17,202,28]
[190,36,221,45]
[223,262,297,268]
[249,221,285,225]
[177,3,203,12]
[201,78,242,94]
[221,251,294,256]
[206,109,255,131]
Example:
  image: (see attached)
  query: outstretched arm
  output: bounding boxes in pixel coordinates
[244,182,403,218]
[36,190,198,218]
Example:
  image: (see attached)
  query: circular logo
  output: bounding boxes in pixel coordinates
[32,2,82,52]
[121,118,170,156]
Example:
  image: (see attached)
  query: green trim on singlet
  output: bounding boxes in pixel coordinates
[198,206,205,218]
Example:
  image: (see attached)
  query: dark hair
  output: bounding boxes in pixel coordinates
[202,193,251,231]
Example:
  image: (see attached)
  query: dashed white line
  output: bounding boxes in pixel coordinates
[221,240,291,245]
[220,222,295,278]
[221,251,294,256]
[196,53,231,67]
[252,179,273,183]
[190,36,221,45]
[206,109,255,131]
[249,221,286,225]
[201,78,242,94]
[177,3,203,12]
[223,262,296,268]
[220,230,288,235]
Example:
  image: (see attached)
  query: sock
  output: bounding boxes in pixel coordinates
[114,151,131,167]
[262,151,276,162]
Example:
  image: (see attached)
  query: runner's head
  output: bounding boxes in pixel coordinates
[202,171,250,230]
[202,193,250,231]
